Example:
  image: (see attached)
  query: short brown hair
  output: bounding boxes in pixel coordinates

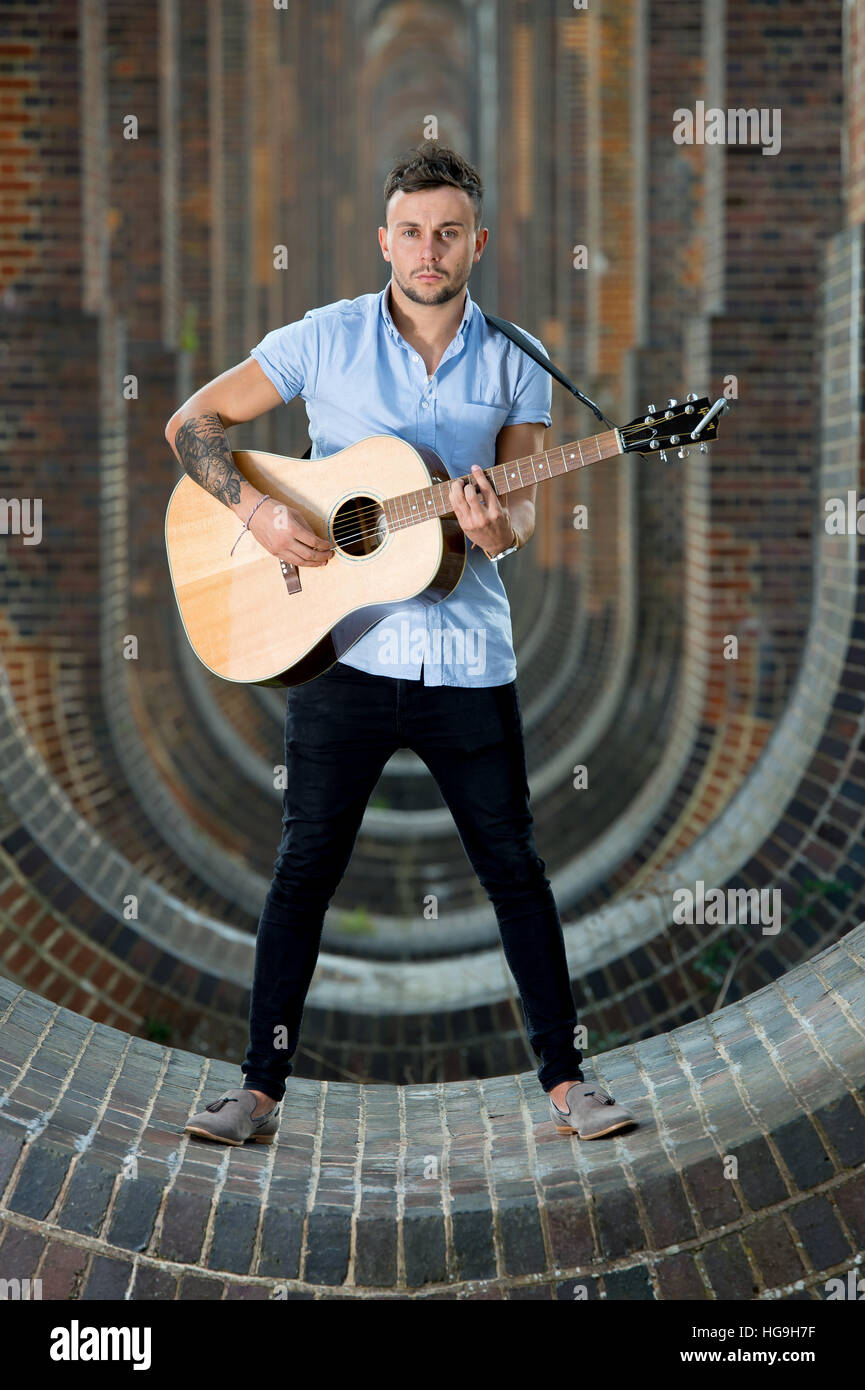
[383,140,483,230]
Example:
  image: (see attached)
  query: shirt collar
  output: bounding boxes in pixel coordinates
[379,280,475,349]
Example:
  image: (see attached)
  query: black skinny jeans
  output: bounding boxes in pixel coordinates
[241,661,583,1101]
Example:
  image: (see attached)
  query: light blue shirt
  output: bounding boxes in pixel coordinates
[249,282,552,686]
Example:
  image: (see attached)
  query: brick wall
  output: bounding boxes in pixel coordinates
[0,0,862,1103]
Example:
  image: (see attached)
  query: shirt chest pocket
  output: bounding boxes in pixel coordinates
[446,400,511,476]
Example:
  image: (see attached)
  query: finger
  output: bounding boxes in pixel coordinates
[470,465,496,499]
[470,466,501,513]
[288,524,333,553]
[449,495,478,541]
[290,551,330,567]
[449,480,470,522]
[271,505,333,551]
[450,480,488,539]
[461,478,486,511]
[287,536,332,564]
[289,548,331,565]
[295,528,334,553]
[462,483,489,526]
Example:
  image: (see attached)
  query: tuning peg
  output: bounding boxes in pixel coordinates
[699,442,708,453]
[659,450,668,462]
[686,392,698,402]
[670,435,680,444]
[650,439,660,449]
[647,403,657,414]
[677,447,689,459]
[667,398,678,408]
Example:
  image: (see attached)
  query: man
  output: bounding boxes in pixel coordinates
[165,141,635,1144]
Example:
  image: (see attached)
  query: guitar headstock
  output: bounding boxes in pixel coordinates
[619,394,732,459]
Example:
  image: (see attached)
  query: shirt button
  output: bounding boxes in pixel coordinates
[421,400,429,409]
[413,354,419,362]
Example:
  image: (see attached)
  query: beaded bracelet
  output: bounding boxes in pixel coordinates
[230,493,271,557]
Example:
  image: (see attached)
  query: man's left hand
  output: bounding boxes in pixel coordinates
[449,465,515,557]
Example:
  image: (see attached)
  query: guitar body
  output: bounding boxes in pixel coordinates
[164,395,726,688]
[164,435,467,686]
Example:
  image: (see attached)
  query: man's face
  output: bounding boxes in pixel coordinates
[379,187,486,308]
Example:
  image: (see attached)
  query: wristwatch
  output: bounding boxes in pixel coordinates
[483,525,520,563]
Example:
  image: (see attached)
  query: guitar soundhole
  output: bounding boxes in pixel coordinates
[331,494,388,557]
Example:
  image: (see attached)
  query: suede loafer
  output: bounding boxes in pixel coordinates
[184,1088,281,1146]
[549,1080,636,1139]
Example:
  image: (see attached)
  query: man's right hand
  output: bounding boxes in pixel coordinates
[248,498,335,567]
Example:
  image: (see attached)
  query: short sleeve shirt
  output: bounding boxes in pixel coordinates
[249,283,552,686]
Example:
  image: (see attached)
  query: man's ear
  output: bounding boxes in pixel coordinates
[378,226,391,262]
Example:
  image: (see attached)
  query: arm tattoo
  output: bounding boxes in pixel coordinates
[174,412,244,508]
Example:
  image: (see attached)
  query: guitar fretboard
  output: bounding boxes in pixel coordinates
[383,428,622,531]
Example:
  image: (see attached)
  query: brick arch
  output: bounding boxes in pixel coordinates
[354,0,478,251]
[0,923,862,1299]
[357,0,471,41]
[0,0,861,1101]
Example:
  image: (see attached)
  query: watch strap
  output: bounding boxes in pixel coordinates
[483,523,520,562]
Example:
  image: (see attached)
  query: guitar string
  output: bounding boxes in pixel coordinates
[298,408,706,535]
[332,471,594,547]
[289,414,709,550]
[327,426,708,546]
[325,454,693,546]
[328,411,703,535]
[325,442,612,545]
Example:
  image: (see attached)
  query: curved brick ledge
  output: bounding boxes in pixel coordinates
[1,924,863,1301]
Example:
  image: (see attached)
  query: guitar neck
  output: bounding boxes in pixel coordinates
[383,427,623,531]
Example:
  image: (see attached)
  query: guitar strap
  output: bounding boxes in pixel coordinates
[482,312,615,428]
[296,304,612,459]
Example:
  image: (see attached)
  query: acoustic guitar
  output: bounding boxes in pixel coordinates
[164,394,727,686]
